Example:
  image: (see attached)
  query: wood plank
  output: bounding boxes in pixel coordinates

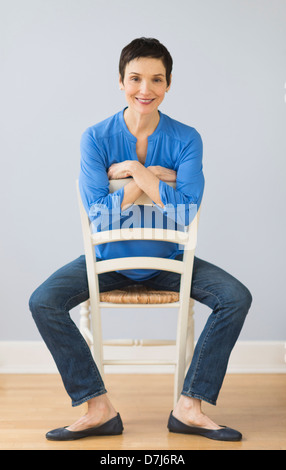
[0,374,285,450]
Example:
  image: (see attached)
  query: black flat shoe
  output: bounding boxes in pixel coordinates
[167,412,242,442]
[46,413,124,441]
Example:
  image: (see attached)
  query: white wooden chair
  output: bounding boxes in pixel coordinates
[76,179,200,407]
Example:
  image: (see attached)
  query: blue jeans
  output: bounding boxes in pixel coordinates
[29,255,252,407]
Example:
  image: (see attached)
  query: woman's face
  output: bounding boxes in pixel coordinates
[119,57,171,116]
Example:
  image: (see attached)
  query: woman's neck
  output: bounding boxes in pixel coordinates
[124,107,160,137]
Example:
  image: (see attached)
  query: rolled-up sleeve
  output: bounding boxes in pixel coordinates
[156,129,205,227]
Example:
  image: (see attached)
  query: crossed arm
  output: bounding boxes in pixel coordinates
[107,161,176,211]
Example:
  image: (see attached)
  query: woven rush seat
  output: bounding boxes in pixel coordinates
[100,284,179,304]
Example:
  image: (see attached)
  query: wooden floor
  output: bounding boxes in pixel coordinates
[0,373,285,450]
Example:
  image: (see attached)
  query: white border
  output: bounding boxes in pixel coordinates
[0,341,285,374]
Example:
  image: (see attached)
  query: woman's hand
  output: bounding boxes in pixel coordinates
[109,162,170,207]
[107,161,138,179]
[147,165,177,182]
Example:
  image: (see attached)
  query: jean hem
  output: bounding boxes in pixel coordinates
[71,388,107,407]
[181,391,216,406]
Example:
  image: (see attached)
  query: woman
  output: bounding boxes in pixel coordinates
[29,38,252,442]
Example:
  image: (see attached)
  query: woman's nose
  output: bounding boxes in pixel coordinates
[140,80,152,95]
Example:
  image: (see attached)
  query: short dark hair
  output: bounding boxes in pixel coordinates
[119,37,173,87]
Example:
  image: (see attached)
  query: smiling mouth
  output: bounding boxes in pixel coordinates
[136,98,155,104]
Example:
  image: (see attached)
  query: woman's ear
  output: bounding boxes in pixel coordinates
[119,75,124,90]
[166,73,172,93]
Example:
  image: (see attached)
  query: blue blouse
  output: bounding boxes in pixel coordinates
[79,108,204,281]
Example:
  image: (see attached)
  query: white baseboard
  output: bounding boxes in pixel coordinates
[0,340,285,374]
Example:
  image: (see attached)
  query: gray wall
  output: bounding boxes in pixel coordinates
[1,0,285,342]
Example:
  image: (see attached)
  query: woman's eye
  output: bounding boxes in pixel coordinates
[130,77,163,83]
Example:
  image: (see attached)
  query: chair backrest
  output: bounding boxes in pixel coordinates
[76,179,200,307]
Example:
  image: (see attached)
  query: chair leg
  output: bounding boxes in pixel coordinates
[80,299,105,380]
[185,300,195,375]
[173,300,195,408]
[79,300,91,346]
[174,306,188,406]
[90,301,105,379]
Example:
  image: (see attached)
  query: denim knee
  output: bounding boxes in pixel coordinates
[29,287,42,317]
[236,283,252,311]
[28,285,53,319]
[242,285,252,311]
[224,279,252,316]
[29,288,37,311]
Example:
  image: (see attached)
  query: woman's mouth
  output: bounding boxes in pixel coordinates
[136,98,155,105]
